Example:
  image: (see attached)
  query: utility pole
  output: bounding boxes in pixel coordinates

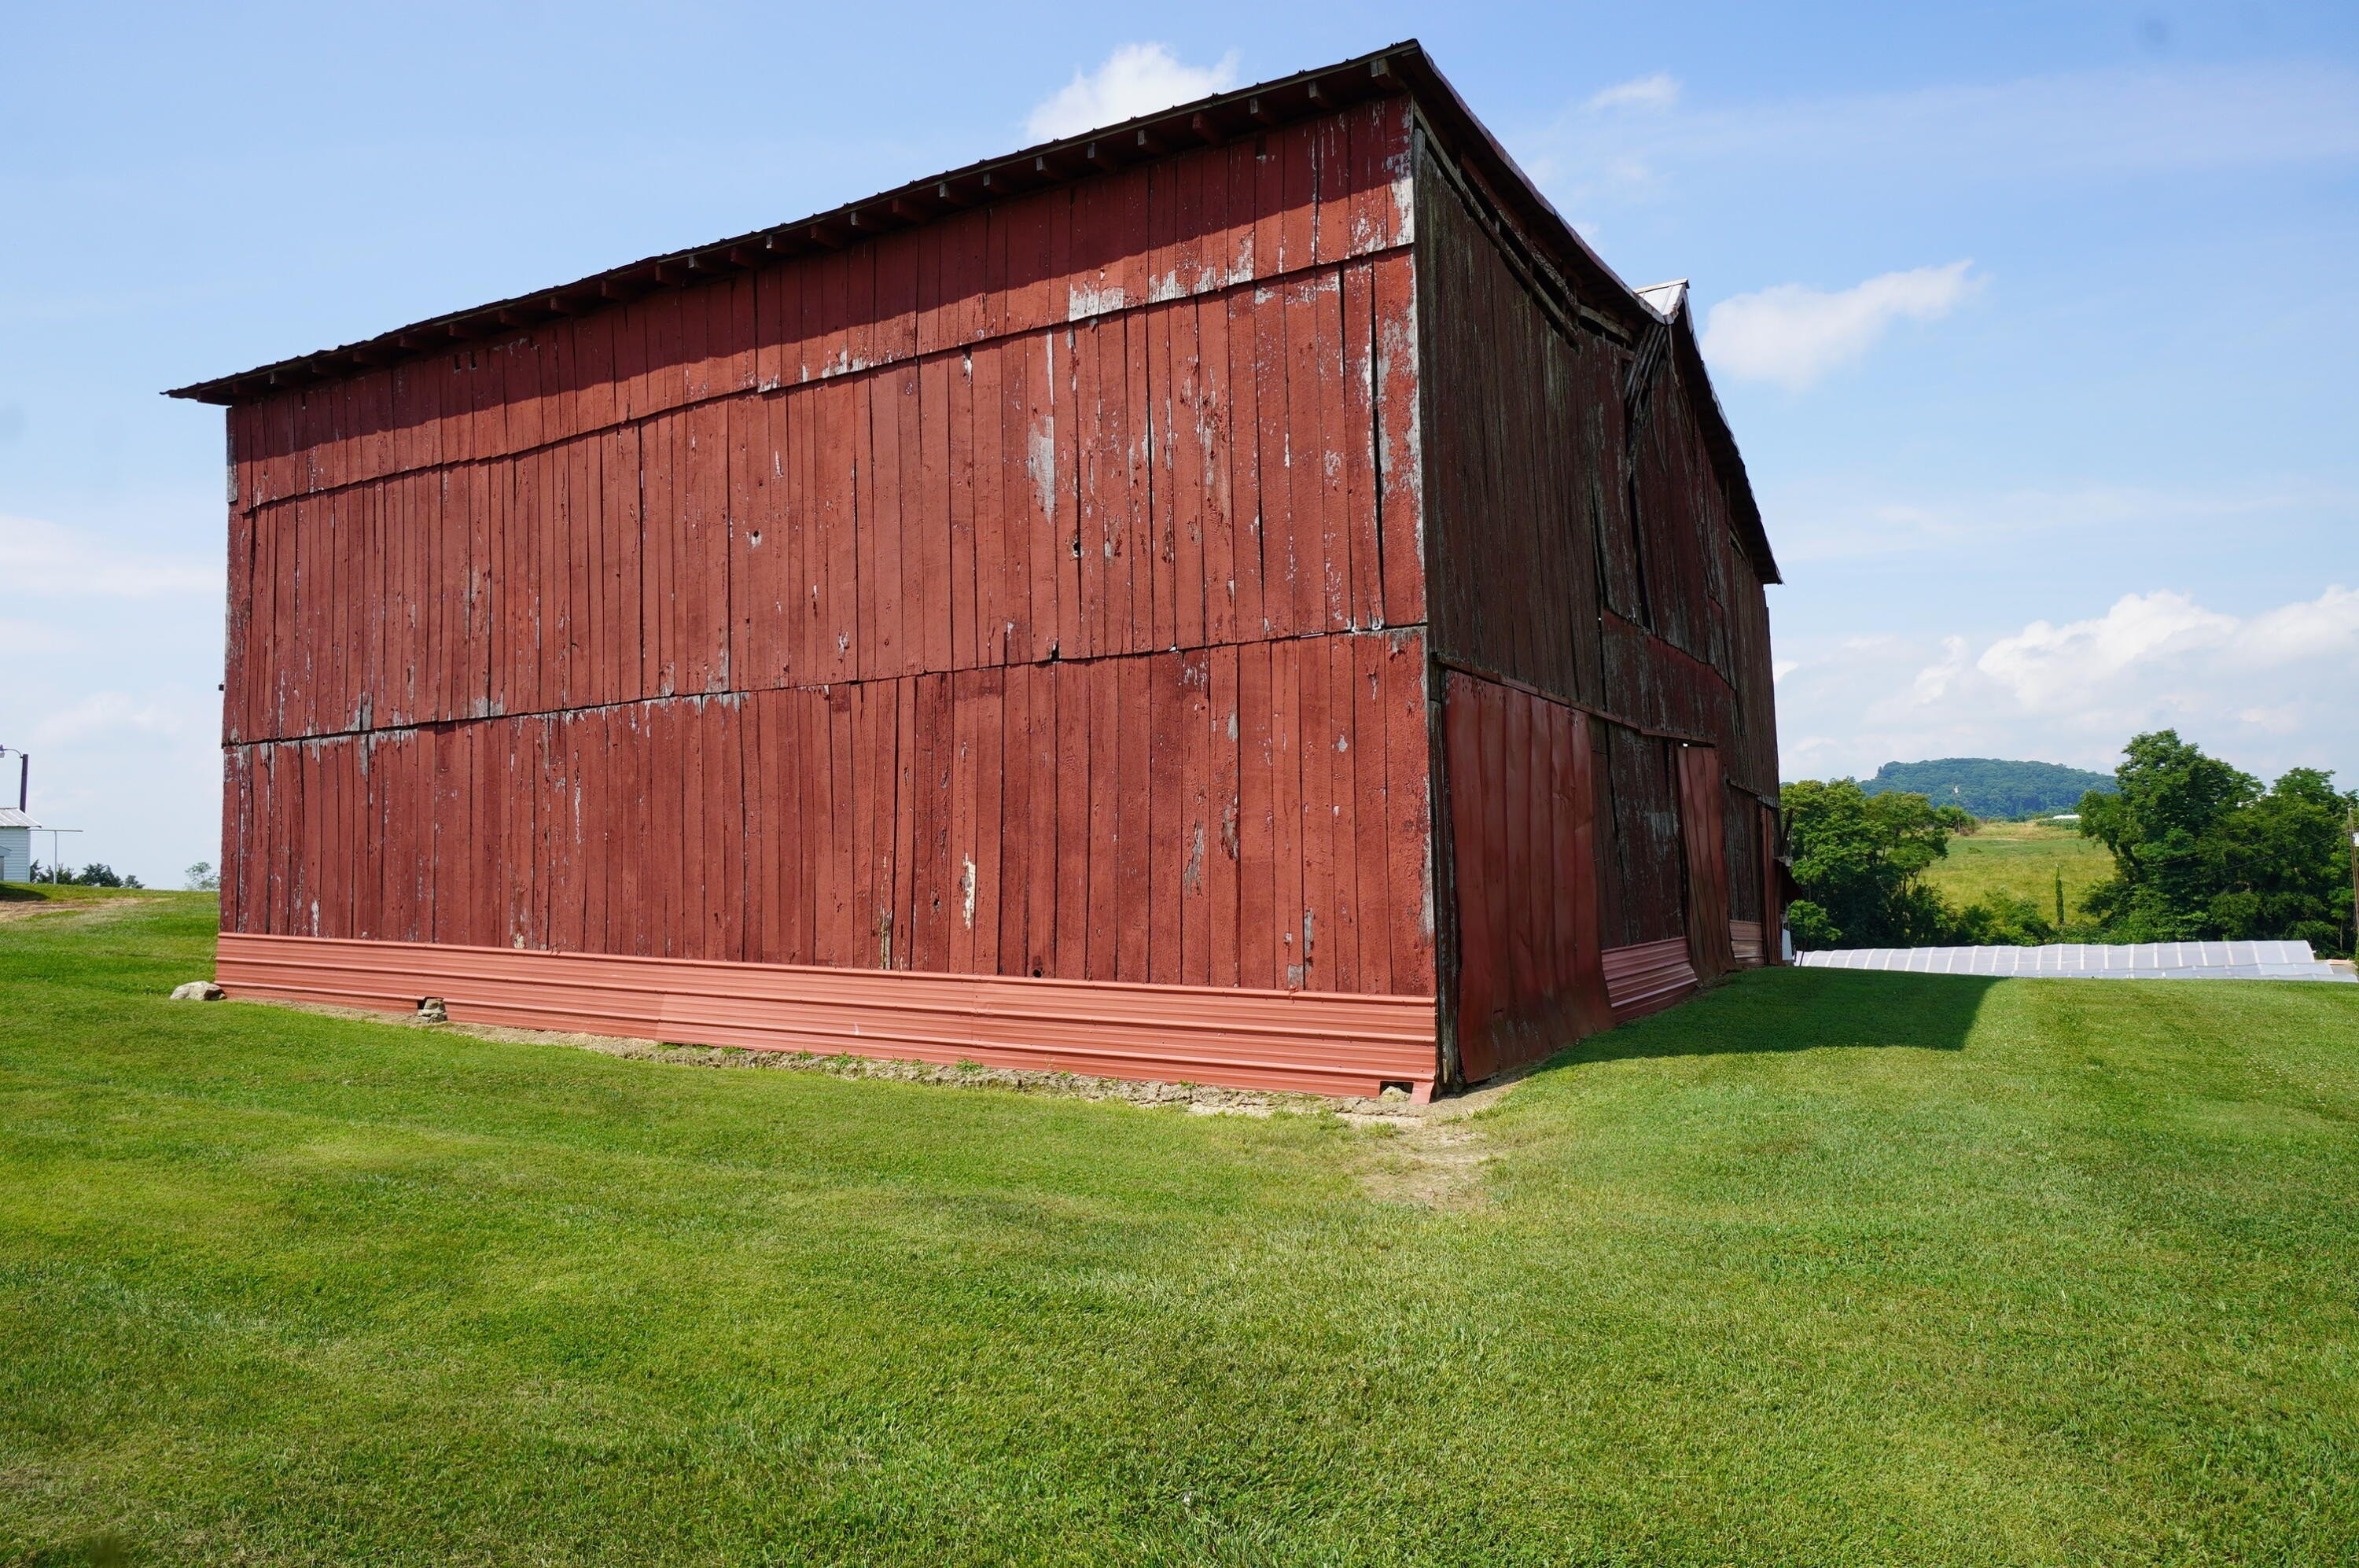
[2348,804,2357,960]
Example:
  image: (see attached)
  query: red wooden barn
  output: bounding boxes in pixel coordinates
[171,42,1783,1101]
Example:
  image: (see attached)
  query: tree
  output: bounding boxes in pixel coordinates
[29,863,143,889]
[1779,779,1972,949]
[2207,768,2353,949]
[2079,731,2356,955]
[186,861,221,892]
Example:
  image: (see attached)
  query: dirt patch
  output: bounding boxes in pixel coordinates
[0,895,163,926]
[1345,1058,1559,1209]
[1354,1118,1492,1208]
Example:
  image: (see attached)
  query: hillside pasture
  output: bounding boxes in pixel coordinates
[1923,817,2114,918]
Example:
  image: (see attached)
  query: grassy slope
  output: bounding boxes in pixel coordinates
[2,899,2354,1565]
[1923,819,2114,917]
[0,884,161,906]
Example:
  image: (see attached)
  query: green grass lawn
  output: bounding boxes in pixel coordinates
[1923,818,2114,918]
[3,897,2356,1565]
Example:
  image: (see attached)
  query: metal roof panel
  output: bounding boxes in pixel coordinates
[1795,940,2353,982]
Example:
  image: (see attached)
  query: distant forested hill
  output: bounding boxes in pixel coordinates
[1857,758,2117,819]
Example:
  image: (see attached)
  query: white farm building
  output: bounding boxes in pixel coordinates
[0,808,36,883]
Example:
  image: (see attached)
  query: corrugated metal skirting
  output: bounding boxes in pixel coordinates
[1601,937,1698,1021]
[218,932,1442,1099]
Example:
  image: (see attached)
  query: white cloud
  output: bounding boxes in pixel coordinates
[1776,586,2359,785]
[1908,635,1971,705]
[2240,589,2359,664]
[0,512,220,597]
[1976,591,2239,710]
[1702,262,1979,389]
[1584,72,1680,114]
[1025,43,1242,143]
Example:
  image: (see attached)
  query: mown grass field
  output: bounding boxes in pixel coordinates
[1923,817,2114,917]
[3,893,2356,1565]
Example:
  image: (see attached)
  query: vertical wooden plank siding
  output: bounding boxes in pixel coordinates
[226,630,1431,994]
[225,256,1423,736]
[1758,799,1785,965]
[1439,671,1614,1080]
[1676,745,1735,984]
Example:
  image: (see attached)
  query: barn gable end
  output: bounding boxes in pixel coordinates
[1411,125,1783,1082]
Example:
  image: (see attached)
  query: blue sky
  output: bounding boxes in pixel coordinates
[4,2,2355,884]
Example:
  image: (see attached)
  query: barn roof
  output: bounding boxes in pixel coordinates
[164,40,1778,583]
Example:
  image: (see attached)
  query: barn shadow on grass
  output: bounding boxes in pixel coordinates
[1555,967,1999,1068]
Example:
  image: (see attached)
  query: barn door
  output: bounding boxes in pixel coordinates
[1441,672,1611,1084]
[1676,745,1734,982]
